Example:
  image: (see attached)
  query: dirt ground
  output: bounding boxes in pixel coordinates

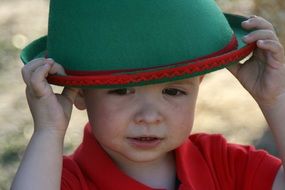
[0,0,281,189]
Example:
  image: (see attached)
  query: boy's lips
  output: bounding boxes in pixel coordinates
[127,136,163,149]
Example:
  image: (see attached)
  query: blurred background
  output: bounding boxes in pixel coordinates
[0,0,284,189]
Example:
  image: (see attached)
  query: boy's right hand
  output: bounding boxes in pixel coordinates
[22,58,79,137]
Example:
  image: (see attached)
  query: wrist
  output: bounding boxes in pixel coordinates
[33,126,66,143]
[258,95,285,114]
[258,95,285,132]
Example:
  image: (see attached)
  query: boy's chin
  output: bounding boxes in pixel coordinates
[117,149,175,165]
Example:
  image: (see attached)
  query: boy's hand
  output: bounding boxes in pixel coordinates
[227,16,285,109]
[22,58,79,137]
[227,16,285,189]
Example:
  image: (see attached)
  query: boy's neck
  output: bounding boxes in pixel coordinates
[114,151,177,190]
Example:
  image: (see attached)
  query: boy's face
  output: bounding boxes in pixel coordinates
[79,78,200,164]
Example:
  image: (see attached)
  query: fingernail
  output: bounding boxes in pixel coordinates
[242,20,250,25]
[45,58,54,65]
[257,40,265,45]
[249,15,257,18]
[242,35,250,41]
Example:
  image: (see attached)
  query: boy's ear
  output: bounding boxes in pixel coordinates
[74,89,86,110]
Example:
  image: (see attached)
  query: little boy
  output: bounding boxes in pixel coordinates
[12,0,285,189]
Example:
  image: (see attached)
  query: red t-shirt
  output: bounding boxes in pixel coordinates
[61,124,281,190]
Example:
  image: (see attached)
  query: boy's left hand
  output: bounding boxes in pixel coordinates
[227,16,285,109]
[227,16,285,189]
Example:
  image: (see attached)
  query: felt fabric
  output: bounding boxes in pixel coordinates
[47,0,233,71]
[21,0,256,88]
[61,124,281,190]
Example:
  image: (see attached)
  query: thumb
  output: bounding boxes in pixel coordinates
[61,87,79,105]
[58,87,80,120]
[226,62,241,77]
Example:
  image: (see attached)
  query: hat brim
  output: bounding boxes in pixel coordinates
[21,13,256,88]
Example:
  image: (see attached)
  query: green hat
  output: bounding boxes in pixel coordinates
[21,0,255,88]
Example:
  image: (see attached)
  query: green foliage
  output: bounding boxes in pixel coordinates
[0,127,26,189]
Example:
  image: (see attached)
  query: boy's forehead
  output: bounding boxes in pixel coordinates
[165,77,200,86]
[84,78,199,93]
[138,77,200,89]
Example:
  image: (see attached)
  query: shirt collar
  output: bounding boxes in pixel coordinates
[73,123,215,190]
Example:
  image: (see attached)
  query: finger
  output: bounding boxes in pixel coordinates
[257,40,284,59]
[26,58,54,72]
[22,59,46,84]
[61,87,79,104]
[29,63,53,97]
[49,62,67,76]
[257,40,285,66]
[242,29,278,44]
[56,88,79,120]
[242,16,274,31]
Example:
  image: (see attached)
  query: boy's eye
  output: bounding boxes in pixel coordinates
[108,88,135,95]
[162,88,187,96]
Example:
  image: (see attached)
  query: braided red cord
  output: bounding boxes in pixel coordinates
[47,43,256,87]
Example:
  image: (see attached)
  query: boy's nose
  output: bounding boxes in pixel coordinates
[133,102,163,126]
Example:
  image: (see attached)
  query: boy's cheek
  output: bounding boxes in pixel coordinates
[169,124,193,144]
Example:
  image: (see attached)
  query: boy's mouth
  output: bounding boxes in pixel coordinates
[132,137,160,141]
[127,136,163,149]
